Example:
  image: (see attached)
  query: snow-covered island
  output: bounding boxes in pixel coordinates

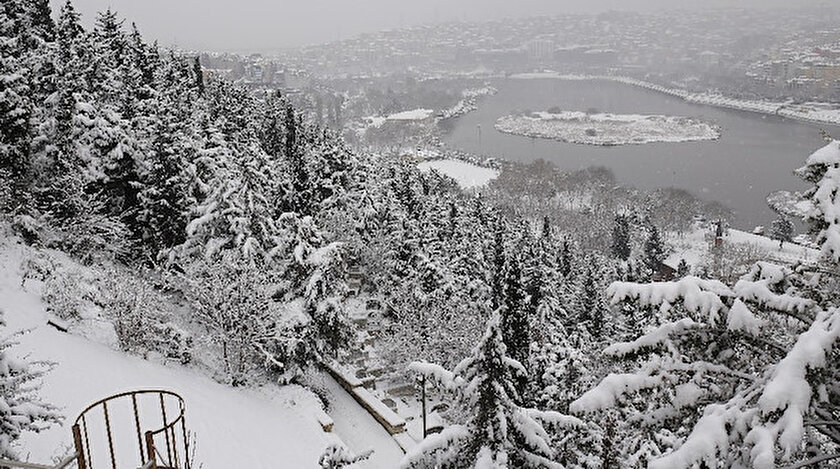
[495,110,721,146]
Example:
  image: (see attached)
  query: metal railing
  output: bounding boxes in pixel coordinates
[72,390,190,469]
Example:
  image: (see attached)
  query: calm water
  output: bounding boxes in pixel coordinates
[444,78,838,229]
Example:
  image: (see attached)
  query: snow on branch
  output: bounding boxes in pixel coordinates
[753,308,840,460]
[399,424,470,468]
[733,279,813,318]
[726,299,764,335]
[603,318,703,357]
[607,277,732,325]
[648,404,745,469]
[524,408,586,429]
[407,361,463,391]
[569,372,662,413]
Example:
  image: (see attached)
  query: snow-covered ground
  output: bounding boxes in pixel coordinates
[386,109,435,121]
[0,235,402,468]
[495,110,720,146]
[666,224,820,271]
[417,159,500,189]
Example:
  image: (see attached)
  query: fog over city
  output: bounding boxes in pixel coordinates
[51,0,832,50]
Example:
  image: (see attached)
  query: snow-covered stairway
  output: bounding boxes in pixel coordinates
[335,296,451,450]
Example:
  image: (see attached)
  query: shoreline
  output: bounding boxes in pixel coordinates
[509,72,840,128]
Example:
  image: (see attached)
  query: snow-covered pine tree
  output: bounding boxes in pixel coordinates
[490,219,507,310]
[136,62,199,257]
[88,8,128,105]
[0,0,35,203]
[642,220,665,279]
[28,0,89,222]
[72,96,141,226]
[572,262,607,340]
[273,213,354,368]
[501,249,530,374]
[557,236,574,280]
[284,103,314,215]
[523,233,564,344]
[402,312,581,469]
[676,258,689,278]
[770,213,794,247]
[0,308,62,458]
[610,213,631,261]
[178,138,282,263]
[571,260,840,468]
[796,139,840,262]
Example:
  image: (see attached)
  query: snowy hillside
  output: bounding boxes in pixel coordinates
[0,233,404,468]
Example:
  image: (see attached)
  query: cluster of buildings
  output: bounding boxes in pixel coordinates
[274,6,840,102]
[747,40,840,101]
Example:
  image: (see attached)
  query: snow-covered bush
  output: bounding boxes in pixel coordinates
[46,208,132,263]
[41,263,98,321]
[318,443,373,469]
[178,256,274,385]
[11,214,45,246]
[99,267,193,363]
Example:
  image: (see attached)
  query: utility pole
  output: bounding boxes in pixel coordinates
[420,375,427,438]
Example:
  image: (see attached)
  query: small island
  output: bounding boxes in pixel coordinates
[495,110,721,146]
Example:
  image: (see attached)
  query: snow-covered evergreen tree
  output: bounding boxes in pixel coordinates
[0,0,36,202]
[796,139,840,262]
[770,213,794,247]
[642,221,665,279]
[501,250,530,373]
[402,312,581,469]
[572,260,840,468]
[610,213,631,261]
[0,309,62,458]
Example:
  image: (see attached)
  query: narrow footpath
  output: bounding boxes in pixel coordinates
[319,371,405,468]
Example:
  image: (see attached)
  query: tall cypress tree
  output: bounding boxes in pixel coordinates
[610,213,631,260]
[643,222,665,279]
[501,252,530,384]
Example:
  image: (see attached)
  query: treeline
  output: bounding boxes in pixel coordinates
[0,0,367,382]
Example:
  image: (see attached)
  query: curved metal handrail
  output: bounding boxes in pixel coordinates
[73,390,184,427]
[72,390,189,469]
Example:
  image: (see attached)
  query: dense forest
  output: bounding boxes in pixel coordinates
[3,1,840,468]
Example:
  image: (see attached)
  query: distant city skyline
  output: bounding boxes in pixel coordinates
[49,0,834,52]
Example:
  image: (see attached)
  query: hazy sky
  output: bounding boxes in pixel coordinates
[50,0,829,52]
